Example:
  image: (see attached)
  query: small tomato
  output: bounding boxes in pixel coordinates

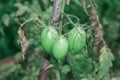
[53,36,68,60]
[41,27,58,53]
[67,27,86,54]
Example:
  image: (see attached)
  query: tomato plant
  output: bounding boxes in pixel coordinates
[0,0,117,80]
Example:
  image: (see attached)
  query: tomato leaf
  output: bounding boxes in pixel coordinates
[61,65,70,74]
[2,14,10,26]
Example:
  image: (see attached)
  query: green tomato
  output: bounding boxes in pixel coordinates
[67,27,86,54]
[41,27,58,53]
[53,36,68,60]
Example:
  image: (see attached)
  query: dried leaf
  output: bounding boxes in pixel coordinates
[66,0,70,5]
[18,27,29,60]
[90,5,106,51]
[90,6,98,25]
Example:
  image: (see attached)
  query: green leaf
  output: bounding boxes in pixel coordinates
[15,3,29,16]
[98,48,114,80]
[81,77,95,80]
[0,26,5,35]
[14,52,22,62]
[0,64,20,79]
[61,65,70,74]
[2,14,10,26]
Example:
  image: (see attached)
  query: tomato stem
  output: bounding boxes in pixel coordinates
[20,18,35,28]
[67,14,80,23]
[55,69,61,80]
[34,17,46,28]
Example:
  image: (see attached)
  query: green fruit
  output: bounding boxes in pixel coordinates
[53,36,68,60]
[41,27,58,53]
[68,27,86,54]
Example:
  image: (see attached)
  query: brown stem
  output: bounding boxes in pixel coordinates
[50,0,62,27]
[0,50,35,66]
[38,54,50,80]
[0,57,16,66]
[38,0,63,80]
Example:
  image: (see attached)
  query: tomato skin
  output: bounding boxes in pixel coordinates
[67,27,86,54]
[41,27,58,54]
[52,36,68,60]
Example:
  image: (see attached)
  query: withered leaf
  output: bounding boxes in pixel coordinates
[18,27,29,60]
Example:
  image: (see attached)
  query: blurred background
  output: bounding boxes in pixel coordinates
[0,0,120,80]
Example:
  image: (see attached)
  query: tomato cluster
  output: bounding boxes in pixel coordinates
[40,26,86,60]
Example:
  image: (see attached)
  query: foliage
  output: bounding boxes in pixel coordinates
[97,47,114,80]
[0,0,120,80]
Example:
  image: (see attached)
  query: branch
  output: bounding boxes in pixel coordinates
[50,0,62,27]
[0,57,16,66]
[0,50,35,66]
[38,54,50,80]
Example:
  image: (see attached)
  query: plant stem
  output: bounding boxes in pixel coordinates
[59,0,66,35]
[61,0,66,13]
[55,69,61,80]
[50,0,63,27]
[38,0,63,80]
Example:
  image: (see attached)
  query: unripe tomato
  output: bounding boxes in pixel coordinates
[53,36,68,60]
[67,27,86,54]
[41,27,58,53]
